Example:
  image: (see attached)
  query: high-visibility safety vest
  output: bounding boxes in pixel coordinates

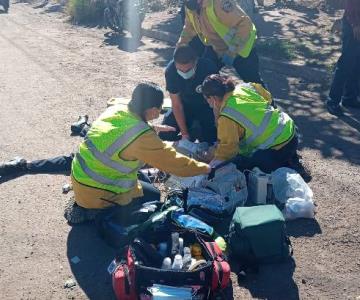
[220,84,295,156]
[71,106,151,194]
[186,0,257,58]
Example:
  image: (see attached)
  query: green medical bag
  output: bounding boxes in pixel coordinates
[228,205,292,264]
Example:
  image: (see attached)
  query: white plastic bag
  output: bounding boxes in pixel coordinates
[271,167,315,220]
[271,167,313,203]
[284,197,315,220]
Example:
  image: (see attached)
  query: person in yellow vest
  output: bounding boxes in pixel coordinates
[178,0,265,87]
[66,82,211,224]
[199,74,311,181]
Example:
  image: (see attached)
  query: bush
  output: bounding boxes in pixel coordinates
[67,0,105,23]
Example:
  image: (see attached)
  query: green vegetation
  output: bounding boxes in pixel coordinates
[66,0,180,24]
[67,0,104,23]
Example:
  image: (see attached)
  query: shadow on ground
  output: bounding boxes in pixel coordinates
[148,13,183,35]
[67,223,116,300]
[232,258,299,300]
[253,1,340,68]
[103,31,144,53]
[139,2,360,168]
[286,218,322,237]
[262,69,360,165]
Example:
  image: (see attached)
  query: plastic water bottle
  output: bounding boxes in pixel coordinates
[182,247,192,270]
[172,254,183,270]
[161,257,172,269]
[179,238,184,255]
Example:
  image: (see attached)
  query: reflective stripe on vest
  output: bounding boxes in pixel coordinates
[72,109,151,194]
[258,112,287,149]
[222,106,278,149]
[186,0,256,58]
[76,154,136,189]
[84,121,148,174]
[220,87,294,154]
[104,122,150,157]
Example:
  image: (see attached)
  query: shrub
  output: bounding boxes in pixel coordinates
[67,0,105,23]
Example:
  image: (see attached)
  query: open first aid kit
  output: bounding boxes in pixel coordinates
[109,206,230,300]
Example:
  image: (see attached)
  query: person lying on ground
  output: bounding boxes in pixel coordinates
[0,82,212,224]
[198,74,312,182]
[159,45,218,144]
[0,127,175,180]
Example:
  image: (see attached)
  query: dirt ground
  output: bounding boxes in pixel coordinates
[0,1,360,299]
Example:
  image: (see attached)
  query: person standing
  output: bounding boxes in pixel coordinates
[159,45,218,143]
[178,0,265,87]
[327,0,360,115]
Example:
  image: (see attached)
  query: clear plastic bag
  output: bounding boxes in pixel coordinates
[271,167,315,220]
[284,198,315,220]
[271,167,313,203]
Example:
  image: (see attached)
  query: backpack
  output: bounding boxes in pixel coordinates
[228,205,292,267]
[110,230,230,300]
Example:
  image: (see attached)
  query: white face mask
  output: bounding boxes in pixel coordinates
[177,67,196,80]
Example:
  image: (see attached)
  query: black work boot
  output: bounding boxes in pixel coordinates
[64,197,102,225]
[288,154,312,183]
[0,157,28,176]
[326,100,343,116]
[71,115,89,135]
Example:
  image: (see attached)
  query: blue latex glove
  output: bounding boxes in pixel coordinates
[222,54,235,66]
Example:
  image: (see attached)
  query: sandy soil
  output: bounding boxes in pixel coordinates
[0,1,359,299]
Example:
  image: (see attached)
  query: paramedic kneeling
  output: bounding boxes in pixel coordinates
[159,45,218,143]
[68,82,211,224]
[199,74,311,182]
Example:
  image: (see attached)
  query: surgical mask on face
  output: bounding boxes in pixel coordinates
[185,0,199,11]
[177,67,196,80]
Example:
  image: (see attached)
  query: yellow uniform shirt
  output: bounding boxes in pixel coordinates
[178,0,253,57]
[72,130,209,209]
[214,84,289,161]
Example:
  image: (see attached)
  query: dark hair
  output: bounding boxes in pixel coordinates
[173,45,197,64]
[201,74,235,99]
[128,82,164,121]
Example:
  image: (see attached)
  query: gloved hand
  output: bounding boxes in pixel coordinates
[222,54,235,66]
